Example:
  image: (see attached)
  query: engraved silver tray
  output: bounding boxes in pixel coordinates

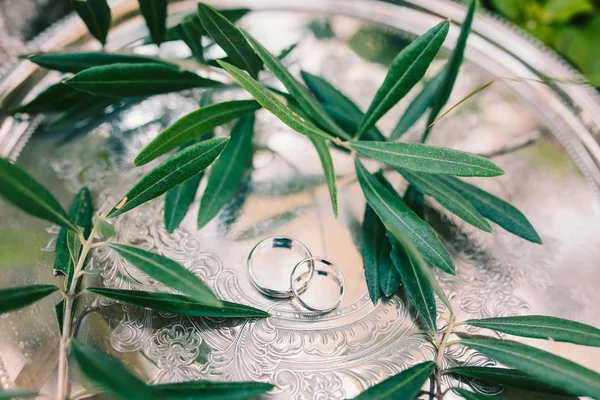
[1,1,600,399]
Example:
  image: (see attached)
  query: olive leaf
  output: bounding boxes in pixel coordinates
[54,187,93,290]
[390,69,446,140]
[0,285,59,314]
[107,137,229,218]
[88,288,269,318]
[458,334,600,398]
[453,388,499,400]
[107,243,221,306]
[46,95,119,129]
[55,299,65,334]
[423,0,477,142]
[397,169,492,232]
[28,52,174,73]
[71,339,151,400]
[164,170,202,234]
[243,32,348,139]
[0,158,78,231]
[64,63,223,97]
[197,3,262,78]
[11,83,97,114]
[447,366,572,396]
[218,60,337,142]
[134,100,260,166]
[72,0,111,46]
[277,42,298,60]
[361,205,385,303]
[465,315,600,347]
[354,159,455,274]
[301,70,385,141]
[198,114,255,228]
[173,15,205,61]
[0,390,38,399]
[150,380,274,399]
[380,235,401,297]
[353,361,436,399]
[403,184,424,218]
[436,175,541,243]
[350,141,504,177]
[310,138,338,217]
[138,0,168,45]
[356,20,449,138]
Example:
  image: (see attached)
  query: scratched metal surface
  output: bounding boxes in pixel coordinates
[1,1,600,399]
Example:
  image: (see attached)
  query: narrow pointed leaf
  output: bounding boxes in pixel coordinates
[458,335,600,399]
[135,100,259,166]
[55,299,65,335]
[173,15,205,61]
[12,83,97,114]
[388,236,436,332]
[361,205,384,303]
[350,141,504,177]
[423,0,477,142]
[47,95,118,129]
[357,21,449,137]
[198,115,255,228]
[71,339,150,400]
[72,0,111,45]
[138,0,168,45]
[277,42,298,60]
[453,388,498,400]
[379,236,400,297]
[64,63,223,97]
[310,138,338,217]
[150,380,274,400]
[355,159,454,274]
[398,169,491,232]
[107,243,220,306]
[0,285,59,314]
[243,33,348,139]
[197,3,262,78]
[28,52,173,73]
[0,390,38,399]
[108,137,229,217]
[447,366,573,396]
[403,184,424,218]
[354,361,436,399]
[88,288,269,318]
[54,187,93,285]
[436,175,541,243]
[165,173,202,234]
[390,69,446,140]
[218,60,336,142]
[465,315,600,347]
[0,158,78,231]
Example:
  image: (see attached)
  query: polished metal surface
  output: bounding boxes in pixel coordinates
[1,1,600,399]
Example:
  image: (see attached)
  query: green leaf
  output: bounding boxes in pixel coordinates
[0,158,78,231]
[541,0,594,24]
[165,173,202,234]
[12,83,97,114]
[447,366,572,396]
[28,52,174,73]
[301,71,385,141]
[54,187,93,290]
[138,0,168,45]
[310,138,338,217]
[0,285,59,314]
[423,0,477,142]
[108,137,229,217]
[361,205,384,303]
[277,43,298,60]
[388,235,436,332]
[197,3,262,78]
[88,288,269,318]
[218,60,337,142]
[353,361,436,399]
[134,100,259,166]
[0,389,38,399]
[380,235,400,297]
[350,141,504,177]
[436,175,541,243]
[46,95,118,129]
[107,243,221,306]
[243,33,348,139]
[173,15,205,61]
[390,69,446,140]
[72,0,111,46]
[458,335,600,399]
[198,115,255,228]
[66,230,82,267]
[465,315,600,347]
[64,63,223,97]
[55,299,65,335]
[356,21,449,138]
[398,169,491,232]
[150,380,274,400]
[453,388,499,400]
[354,159,454,274]
[98,219,116,239]
[403,184,424,218]
[71,339,150,400]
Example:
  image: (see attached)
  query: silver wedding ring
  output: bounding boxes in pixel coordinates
[247,236,345,313]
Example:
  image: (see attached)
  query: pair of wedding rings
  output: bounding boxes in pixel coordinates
[247,237,345,313]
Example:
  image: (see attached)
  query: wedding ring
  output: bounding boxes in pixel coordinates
[290,257,345,313]
[247,236,314,299]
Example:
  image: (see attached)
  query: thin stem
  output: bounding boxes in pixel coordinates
[433,314,456,400]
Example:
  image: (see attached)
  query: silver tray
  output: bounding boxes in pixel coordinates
[1,1,600,399]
